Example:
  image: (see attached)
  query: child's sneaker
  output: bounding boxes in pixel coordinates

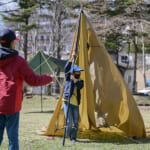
[71,138,76,143]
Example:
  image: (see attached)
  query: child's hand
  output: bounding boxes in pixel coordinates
[70,51,77,62]
[72,51,77,57]
[70,74,77,82]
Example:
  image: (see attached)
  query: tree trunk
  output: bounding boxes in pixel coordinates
[126,40,131,69]
[55,0,63,94]
[51,1,57,56]
[50,0,64,94]
[116,50,119,67]
[56,3,62,59]
[132,38,138,93]
[141,22,146,87]
[24,18,29,60]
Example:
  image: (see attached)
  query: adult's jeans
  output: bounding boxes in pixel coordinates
[0,112,20,150]
[64,102,79,140]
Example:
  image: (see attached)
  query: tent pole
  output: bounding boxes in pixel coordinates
[62,10,83,146]
[41,87,43,112]
[40,51,43,112]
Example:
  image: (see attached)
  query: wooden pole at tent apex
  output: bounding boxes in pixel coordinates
[62,9,83,146]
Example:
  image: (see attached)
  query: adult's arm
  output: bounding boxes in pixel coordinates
[18,56,53,86]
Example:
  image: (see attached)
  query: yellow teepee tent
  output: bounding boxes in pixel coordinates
[39,11,145,138]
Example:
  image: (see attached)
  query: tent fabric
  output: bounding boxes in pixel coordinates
[28,51,67,75]
[38,12,146,138]
[49,57,67,70]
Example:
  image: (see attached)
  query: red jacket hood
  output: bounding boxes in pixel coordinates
[0,47,18,67]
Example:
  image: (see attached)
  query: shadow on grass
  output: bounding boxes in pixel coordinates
[76,137,150,145]
[134,137,150,144]
[24,110,54,114]
[51,135,150,146]
[56,137,150,146]
[76,129,150,145]
[53,129,150,145]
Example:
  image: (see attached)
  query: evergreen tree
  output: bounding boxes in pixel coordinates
[1,0,39,60]
[105,30,123,66]
[83,0,150,92]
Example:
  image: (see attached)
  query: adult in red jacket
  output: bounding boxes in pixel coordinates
[0,29,54,150]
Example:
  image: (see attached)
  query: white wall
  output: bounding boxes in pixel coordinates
[124,70,134,91]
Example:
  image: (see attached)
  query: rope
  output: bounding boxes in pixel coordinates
[40,51,62,88]
[32,52,53,73]
[30,51,64,88]
[32,51,70,77]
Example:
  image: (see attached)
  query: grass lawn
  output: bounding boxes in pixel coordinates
[1,95,150,150]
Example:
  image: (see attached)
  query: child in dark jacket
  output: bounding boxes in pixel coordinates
[62,52,84,143]
[0,29,54,150]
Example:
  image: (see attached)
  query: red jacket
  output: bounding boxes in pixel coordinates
[0,48,52,114]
